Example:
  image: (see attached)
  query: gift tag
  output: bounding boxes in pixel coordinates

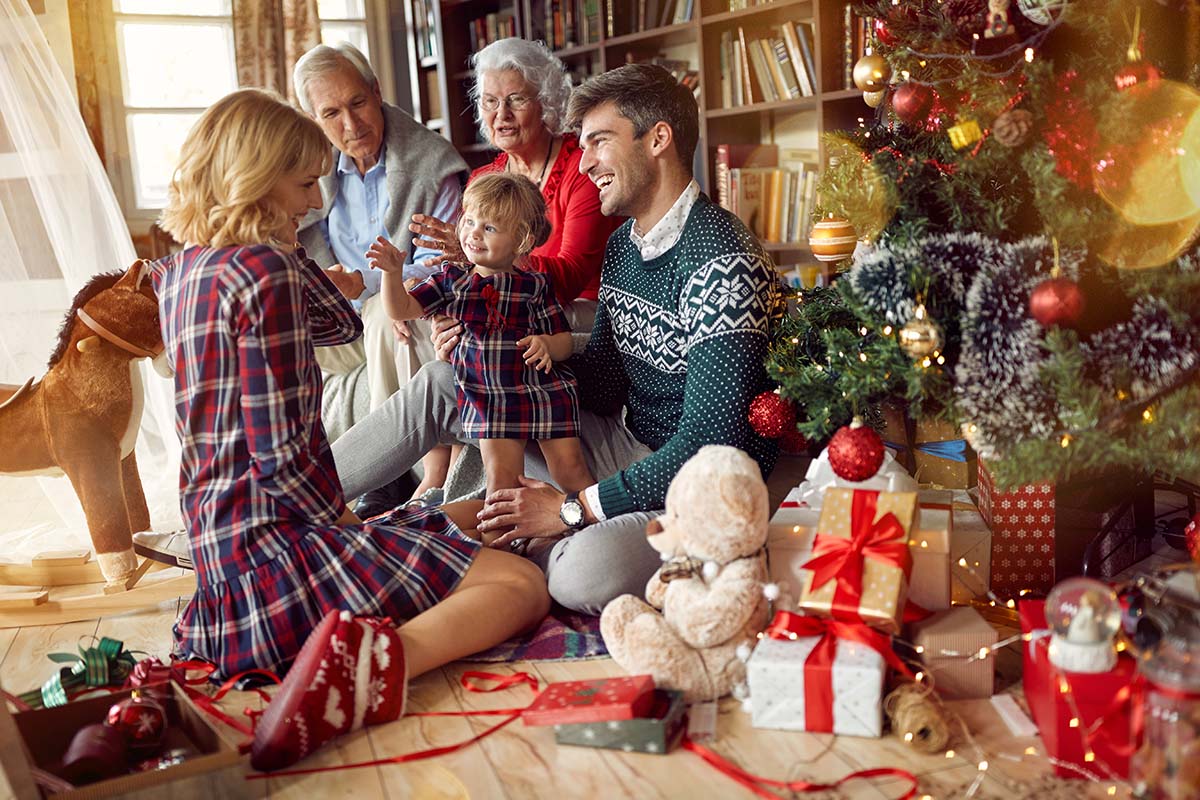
[687,701,718,741]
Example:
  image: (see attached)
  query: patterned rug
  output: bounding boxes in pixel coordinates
[467,607,609,662]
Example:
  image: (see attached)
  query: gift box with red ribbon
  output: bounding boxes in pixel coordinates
[521,675,656,726]
[796,488,918,634]
[747,611,913,737]
[1019,600,1138,779]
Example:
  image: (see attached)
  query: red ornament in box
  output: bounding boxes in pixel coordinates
[1020,600,1138,779]
[827,418,885,482]
[1185,512,1200,562]
[1029,275,1085,328]
[977,457,1056,595]
[749,391,796,439]
[522,675,655,726]
[892,82,936,127]
[106,691,167,755]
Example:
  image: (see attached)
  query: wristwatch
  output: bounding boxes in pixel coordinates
[559,491,587,532]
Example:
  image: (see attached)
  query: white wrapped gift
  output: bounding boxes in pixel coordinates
[790,447,919,510]
[746,634,885,737]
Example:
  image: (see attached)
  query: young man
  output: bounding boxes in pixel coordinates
[331,64,780,614]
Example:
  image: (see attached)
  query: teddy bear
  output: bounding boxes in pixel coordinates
[600,445,771,702]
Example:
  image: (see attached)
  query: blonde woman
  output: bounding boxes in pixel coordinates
[153,88,548,770]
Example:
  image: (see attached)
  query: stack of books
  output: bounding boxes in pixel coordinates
[715,143,819,244]
[718,21,816,107]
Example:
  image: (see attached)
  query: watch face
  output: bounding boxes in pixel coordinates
[561,500,584,527]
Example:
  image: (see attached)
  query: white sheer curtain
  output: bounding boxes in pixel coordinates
[0,0,181,558]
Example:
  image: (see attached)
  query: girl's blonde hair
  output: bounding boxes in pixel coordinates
[460,172,551,255]
[159,89,332,248]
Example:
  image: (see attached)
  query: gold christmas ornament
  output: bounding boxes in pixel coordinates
[898,304,944,359]
[948,118,984,150]
[864,89,886,108]
[852,54,892,92]
[808,213,858,263]
[993,109,1033,147]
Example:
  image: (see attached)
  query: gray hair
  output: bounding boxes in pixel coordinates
[469,38,572,144]
[293,42,379,114]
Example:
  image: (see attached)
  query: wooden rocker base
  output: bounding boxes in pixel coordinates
[0,571,196,629]
[0,549,170,587]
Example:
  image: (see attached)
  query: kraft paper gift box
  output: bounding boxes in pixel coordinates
[909,490,954,611]
[522,675,655,726]
[553,689,686,754]
[746,631,885,737]
[912,417,977,489]
[949,493,992,604]
[908,606,997,699]
[796,488,918,634]
[880,401,916,474]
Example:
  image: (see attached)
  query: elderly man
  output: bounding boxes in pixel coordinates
[331,64,780,615]
[293,43,467,413]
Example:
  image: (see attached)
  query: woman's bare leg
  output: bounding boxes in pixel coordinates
[398,546,549,677]
[539,438,594,492]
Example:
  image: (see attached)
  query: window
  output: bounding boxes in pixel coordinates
[318,0,370,61]
[108,0,237,212]
[105,0,387,217]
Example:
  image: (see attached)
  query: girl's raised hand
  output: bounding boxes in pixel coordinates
[366,236,405,273]
[518,335,552,373]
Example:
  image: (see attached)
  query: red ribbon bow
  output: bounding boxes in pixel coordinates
[480,283,505,330]
[801,491,912,625]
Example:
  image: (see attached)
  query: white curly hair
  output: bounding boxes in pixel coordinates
[469,38,572,145]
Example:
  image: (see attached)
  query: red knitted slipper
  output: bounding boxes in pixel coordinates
[250,610,408,771]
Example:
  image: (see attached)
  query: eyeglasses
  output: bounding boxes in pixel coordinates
[480,94,533,113]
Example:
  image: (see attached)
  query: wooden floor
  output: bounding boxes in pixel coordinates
[0,470,1138,799]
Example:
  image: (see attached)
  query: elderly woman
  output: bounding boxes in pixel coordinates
[406,37,620,502]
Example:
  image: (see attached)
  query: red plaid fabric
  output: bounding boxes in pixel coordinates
[410,263,580,439]
[153,245,480,678]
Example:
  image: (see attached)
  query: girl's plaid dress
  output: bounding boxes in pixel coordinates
[409,263,581,439]
[152,244,481,678]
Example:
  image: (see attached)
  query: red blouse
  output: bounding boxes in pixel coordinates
[471,134,621,304]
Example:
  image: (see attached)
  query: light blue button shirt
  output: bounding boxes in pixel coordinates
[322,147,462,309]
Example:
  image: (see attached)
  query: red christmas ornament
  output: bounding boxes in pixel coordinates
[749,391,796,439]
[106,692,167,755]
[1114,61,1161,91]
[827,418,886,482]
[1029,276,1086,328]
[1185,513,1200,562]
[873,17,896,47]
[892,82,936,127]
[779,428,809,456]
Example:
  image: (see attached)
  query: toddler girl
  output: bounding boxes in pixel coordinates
[367,172,593,514]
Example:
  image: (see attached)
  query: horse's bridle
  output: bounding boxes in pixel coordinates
[75,307,164,359]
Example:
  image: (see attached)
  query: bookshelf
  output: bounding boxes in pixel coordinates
[411,0,869,271]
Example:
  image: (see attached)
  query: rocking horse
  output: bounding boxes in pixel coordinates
[0,260,194,625]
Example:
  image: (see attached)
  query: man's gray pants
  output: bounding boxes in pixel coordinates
[332,360,663,615]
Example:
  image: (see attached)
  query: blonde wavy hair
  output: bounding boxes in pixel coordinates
[159,89,332,248]
[460,173,551,256]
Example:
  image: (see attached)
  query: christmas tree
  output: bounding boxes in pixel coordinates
[770,0,1200,487]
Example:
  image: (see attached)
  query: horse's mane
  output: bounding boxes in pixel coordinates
[46,270,125,369]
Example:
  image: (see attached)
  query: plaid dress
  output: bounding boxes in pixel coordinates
[409,263,580,439]
[152,245,481,678]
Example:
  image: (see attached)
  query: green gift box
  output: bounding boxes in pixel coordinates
[553,689,687,754]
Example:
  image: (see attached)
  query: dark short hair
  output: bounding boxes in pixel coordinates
[566,64,698,171]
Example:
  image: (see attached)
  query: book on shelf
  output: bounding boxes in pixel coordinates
[793,22,818,94]
[469,11,516,53]
[781,21,816,96]
[766,36,800,100]
[736,27,755,104]
[843,5,875,89]
[720,144,819,244]
[715,143,778,216]
[581,0,602,43]
[746,36,777,102]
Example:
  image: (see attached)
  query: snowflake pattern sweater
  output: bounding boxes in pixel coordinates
[575,192,780,516]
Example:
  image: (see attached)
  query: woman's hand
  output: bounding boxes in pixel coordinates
[430,314,463,362]
[366,236,406,274]
[518,335,553,373]
[477,477,568,548]
[410,213,464,268]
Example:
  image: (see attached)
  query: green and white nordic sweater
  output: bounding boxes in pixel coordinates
[574,192,780,516]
